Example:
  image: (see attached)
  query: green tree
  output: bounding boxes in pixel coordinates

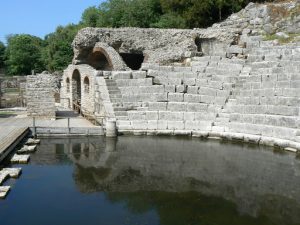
[81,6,101,27]
[0,41,5,69]
[96,0,162,28]
[5,34,45,75]
[43,24,81,72]
[152,12,186,28]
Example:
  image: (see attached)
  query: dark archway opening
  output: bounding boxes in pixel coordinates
[195,37,202,52]
[120,53,144,70]
[66,77,70,93]
[87,51,112,71]
[72,69,81,106]
[84,76,90,94]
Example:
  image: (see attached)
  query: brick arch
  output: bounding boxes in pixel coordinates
[87,42,127,71]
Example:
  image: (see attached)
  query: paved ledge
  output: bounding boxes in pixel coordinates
[118,129,300,153]
[0,127,29,163]
[30,127,104,136]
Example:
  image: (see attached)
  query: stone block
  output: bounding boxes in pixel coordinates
[185,121,200,130]
[195,79,208,86]
[165,85,176,93]
[139,85,165,94]
[148,120,158,130]
[184,72,198,79]
[187,103,208,112]
[168,102,187,112]
[159,66,174,71]
[168,72,184,79]
[146,111,159,120]
[132,121,148,130]
[112,71,132,79]
[183,78,196,86]
[148,102,167,111]
[184,112,195,121]
[195,112,215,120]
[168,78,182,85]
[184,94,201,103]
[200,95,215,104]
[128,111,146,120]
[192,66,206,72]
[199,87,217,96]
[153,76,168,85]
[159,111,183,121]
[167,121,184,130]
[174,130,192,136]
[187,86,199,94]
[176,85,187,93]
[168,93,184,102]
[227,46,244,54]
[116,78,152,87]
[173,67,192,72]
[191,61,209,67]
[157,120,168,130]
[132,71,147,79]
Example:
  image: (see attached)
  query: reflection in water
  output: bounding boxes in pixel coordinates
[28,137,300,225]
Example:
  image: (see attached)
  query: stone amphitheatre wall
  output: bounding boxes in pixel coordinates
[60,0,300,149]
[102,39,300,150]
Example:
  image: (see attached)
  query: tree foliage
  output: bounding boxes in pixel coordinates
[0,41,5,69]
[1,0,268,75]
[43,24,81,72]
[5,34,45,75]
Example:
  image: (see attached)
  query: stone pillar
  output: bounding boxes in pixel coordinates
[106,118,117,137]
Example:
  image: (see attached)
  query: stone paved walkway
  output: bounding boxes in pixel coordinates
[0,126,28,156]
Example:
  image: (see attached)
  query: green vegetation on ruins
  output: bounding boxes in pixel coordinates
[0,0,296,75]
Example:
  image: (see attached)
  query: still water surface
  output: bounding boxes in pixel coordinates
[0,136,300,225]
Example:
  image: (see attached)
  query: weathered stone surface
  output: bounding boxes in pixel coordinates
[73,27,237,65]
[26,74,59,118]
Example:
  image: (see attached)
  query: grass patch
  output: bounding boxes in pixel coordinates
[263,33,300,44]
[0,111,16,118]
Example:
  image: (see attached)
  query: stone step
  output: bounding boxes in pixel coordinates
[115,111,128,116]
[113,107,127,111]
[110,98,122,103]
[11,154,30,164]
[0,186,10,199]
[109,94,122,98]
[116,116,129,120]
[108,90,121,95]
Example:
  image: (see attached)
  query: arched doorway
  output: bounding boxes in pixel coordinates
[87,50,112,70]
[120,53,144,70]
[72,69,81,109]
[84,76,90,94]
[66,77,70,93]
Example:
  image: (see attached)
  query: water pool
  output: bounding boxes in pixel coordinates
[0,136,299,225]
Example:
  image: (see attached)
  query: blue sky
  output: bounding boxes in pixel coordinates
[0,0,104,44]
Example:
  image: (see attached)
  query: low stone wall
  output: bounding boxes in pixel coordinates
[26,74,57,118]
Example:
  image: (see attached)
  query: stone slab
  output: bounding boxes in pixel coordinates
[11,154,30,164]
[0,186,10,199]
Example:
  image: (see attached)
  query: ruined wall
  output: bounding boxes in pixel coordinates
[62,64,96,115]
[26,74,58,118]
[72,27,236,66]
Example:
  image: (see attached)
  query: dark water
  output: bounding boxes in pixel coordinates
[0,136,300,225]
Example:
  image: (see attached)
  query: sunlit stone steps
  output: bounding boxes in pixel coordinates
[0,168,22,199]
[0,186,10,199]
[11,154,30,164]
